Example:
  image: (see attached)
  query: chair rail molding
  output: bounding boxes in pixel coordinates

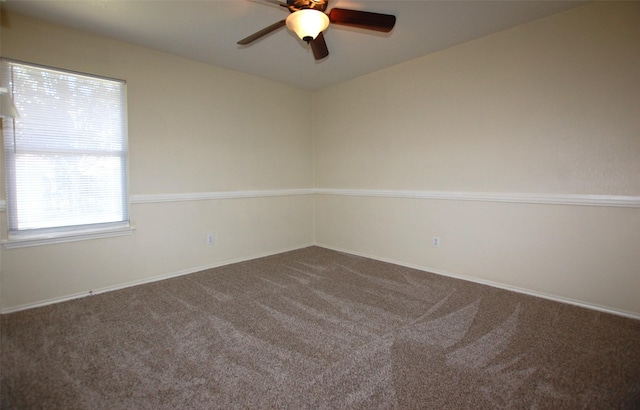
[313,189,640,208]
[1,189,637,209]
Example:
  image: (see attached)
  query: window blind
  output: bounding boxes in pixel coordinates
[2,60,129,237]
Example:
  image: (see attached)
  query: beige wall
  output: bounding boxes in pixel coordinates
[0,13,314,310]
[2,2,639,316]
[313,2,640,315]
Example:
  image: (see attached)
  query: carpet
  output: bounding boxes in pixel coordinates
[2,246,640,408]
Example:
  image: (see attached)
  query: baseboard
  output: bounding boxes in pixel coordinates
[4,241,639,320]
[0,243,314,314]
[315,243,640,321]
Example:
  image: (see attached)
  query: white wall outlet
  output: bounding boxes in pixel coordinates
[207,233,214,245]
[432,237,440,248]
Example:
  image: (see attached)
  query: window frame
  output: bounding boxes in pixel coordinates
[1,59,133,248]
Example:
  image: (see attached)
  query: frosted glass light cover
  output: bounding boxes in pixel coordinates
[286,9,329,42]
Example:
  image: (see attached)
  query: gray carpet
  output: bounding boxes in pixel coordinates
[2,246,640,409]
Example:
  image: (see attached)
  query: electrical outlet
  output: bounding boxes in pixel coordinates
[432,237,440,248]
[207,233,214,245]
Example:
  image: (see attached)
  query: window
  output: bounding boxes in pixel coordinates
[2,60,129,243]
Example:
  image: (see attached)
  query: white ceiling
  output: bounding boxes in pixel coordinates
[3,0,587,90]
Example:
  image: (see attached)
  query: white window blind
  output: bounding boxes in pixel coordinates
[2,60,129,238]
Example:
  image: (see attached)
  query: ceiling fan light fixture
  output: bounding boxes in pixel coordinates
[286,9,329,43]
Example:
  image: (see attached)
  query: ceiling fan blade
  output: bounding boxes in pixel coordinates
[310,32,329,60]
[237,19,287,45]
[328,8,396,33]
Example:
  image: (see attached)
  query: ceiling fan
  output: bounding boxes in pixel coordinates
[237,0,396,60]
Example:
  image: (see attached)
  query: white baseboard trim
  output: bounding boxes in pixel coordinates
[315,243,640,321]
[3,241,639,320]
[0,243,314,314]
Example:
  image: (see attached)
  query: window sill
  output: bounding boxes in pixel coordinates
[2,226,135,249]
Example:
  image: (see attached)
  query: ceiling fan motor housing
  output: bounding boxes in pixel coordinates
[288,0,328,13]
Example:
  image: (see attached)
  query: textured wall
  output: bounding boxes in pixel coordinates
[313,2,640,316]
[0,13,314,310]
[2,3,639,315]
